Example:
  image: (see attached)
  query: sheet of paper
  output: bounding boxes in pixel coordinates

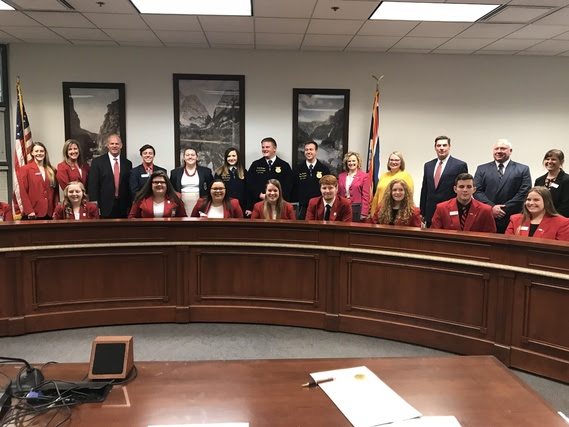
[311,366,422,426]
[389,416,462,426]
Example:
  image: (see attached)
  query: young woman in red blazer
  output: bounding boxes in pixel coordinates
[0,201,13,221]
[17,141,59,219]
[56,139,90,192]
[191,179,243,218]
[371,179,421,227]
[251,179,295,220]
[506,186,569,241]
[53,181,99,220]
[129,170,187,218]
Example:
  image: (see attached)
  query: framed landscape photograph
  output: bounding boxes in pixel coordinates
[292,88,350,176]
[173,74,245,169]
[63,82,126,163]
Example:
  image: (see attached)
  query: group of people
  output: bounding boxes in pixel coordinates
[1,133,568,242]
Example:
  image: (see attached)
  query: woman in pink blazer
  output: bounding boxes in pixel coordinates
[56,139,90,192]
[53,181,99,220]
[251,179,295,220]
[129,170,187,218]
[371,179,421,227]
[337,151,370,220]
[191,179,243,218]
[506,186,569,241]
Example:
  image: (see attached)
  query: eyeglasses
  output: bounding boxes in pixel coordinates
[152,181,166,185]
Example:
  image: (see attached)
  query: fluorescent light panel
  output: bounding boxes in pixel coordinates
[0,1,14,11]
[371,2,501,22]
[131,0,252,16]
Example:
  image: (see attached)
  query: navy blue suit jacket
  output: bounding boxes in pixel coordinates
[129,164,166,198]
[474,160,532,233]
[420,156,468,225]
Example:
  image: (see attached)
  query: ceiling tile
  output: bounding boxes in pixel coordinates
[312,0,378,20]
[307,19,364,35]
[257,44,299,50]
[300,45,346,51]
[118,41,163,47]
[25,12,95,28]
[254,0,317,18]
[347,35,400,49]
[142,15,201,32]
[71,40,118,46]
[65,0,138,13]
[84,12,148,30]
[255,33,303,47]
[11,0,68,11]
[52,27,110,40]
[199,16,254,32]
[0,11,41,26]
[438,38,493,50]
[432,50,475,55]
[210,44,254,49]
[524,39,569,52]
[553,29,569,38]
[481,38,543,50]
[508,0,569,6]
[389,48,432,54]
[1,26,63,39]
[455,23,524,38]
[516,50,558,55]
[22,38,71,44]
[163,42,208,48]
[0,30,19,41]
[485,6,555,23]
[506,24,569,38]
[206,32,254,44]
[255,18,309,33]
[344,46,389,52]
[103,29,159,42]
[407,22,471,38]
[155,31,208,44]
[533,7,569,25]
[474,50,519,55]
[393,37,449,49]
[359,20,419,37]
[301,33,352,47]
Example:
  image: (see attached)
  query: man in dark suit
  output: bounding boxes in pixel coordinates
[420,135,468,228]
[246,137,292,216]
[88,134,132,218]
[129,144,166,198]
[305,175,352,222]
[431,173,496,233]
[474,139,532,233]
[291,141,330,220]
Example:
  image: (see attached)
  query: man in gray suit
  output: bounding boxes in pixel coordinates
[473,139,532,233]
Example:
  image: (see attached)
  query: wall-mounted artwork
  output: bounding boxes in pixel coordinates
[292,88,350,176]
[173,74,245,170]
[63,82,126,163]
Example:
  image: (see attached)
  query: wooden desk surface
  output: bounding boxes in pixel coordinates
[1,356,565,426]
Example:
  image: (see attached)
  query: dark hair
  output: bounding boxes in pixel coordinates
[455,173,474,185]
[435,135,451,145]
[304,141,318,150]
[261,137,277,147]
[134,170,181,204]
[543,149,564,167]
[139,144,155,155]
[214,148,245,180]
[262,179,285,219]
[197,179,234,216]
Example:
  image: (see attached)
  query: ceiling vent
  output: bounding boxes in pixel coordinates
[478,6,555,24]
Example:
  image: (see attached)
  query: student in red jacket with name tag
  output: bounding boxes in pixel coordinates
[251,179,296,220]
[191,179,243,218]
[53,181,99,220]
[431,173,496,233]
[306,174,352,222]
[129,170,187,218]
[371,179,421,227]
[0,201,13,221]
[506,186,569,241]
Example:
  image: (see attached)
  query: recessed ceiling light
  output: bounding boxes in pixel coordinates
[370,2,501,22]
[0,1,14,11]
[130,0,252,16]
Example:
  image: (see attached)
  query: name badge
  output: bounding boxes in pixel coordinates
[449,211,458,216]
[199,211,207,217]
[550,182,559,189]
[141,173,149,178]
[521,226,529,231]
[35,172,42,176]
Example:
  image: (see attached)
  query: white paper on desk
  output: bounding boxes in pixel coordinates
[311,366,422,427]
[388,416,462,426]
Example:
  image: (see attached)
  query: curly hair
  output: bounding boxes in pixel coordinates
[375,179,416,225]
[342,152,363,171]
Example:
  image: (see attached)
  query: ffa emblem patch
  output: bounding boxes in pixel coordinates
[275,167,281,173]
[316,171,323,179]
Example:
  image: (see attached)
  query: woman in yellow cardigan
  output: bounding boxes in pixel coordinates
[370,151,414,216]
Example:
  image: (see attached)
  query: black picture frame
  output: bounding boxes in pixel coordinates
[292,88,350,176]
[62,82,126,163]
[173,74,245,170]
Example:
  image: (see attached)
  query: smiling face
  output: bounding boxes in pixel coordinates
[388,154,401,172]
[210,182,226,203]
[106,135,122,157]
[66,183,84,205]
[304,143,317,162]
[493,142,512,163]
[226,150,238,166]
[151,176,167,198]
[141,148,155,166]
[391,182,406,203]
[347,155,359,172]
[266,183,280,203]
[32,144,45,164]
[184,149,197,167]
[544,155,561,173]
[320,184,338,204]
[525,191,545,218]
[262,141,277,159]
[434,139,450,160]
[454,179,475,205]
[67,143,79,161]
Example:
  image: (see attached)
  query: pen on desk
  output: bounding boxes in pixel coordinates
[302,377,335,388]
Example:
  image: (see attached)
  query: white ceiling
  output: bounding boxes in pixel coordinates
[2,0,569,56]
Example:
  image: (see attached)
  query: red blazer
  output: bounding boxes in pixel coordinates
[431,198,496,233]
[128,195,187,218]
[371,205,422,227]
[338,170,371,217]
[191,198,244,218]
[17,162,59,217]
[56,161,90,191]
[53,202,99,220]
[251,201,296,220]
[506,214,569,241]
[0,202,13,221]
[305,196,352,222]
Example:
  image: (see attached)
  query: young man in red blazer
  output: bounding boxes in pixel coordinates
[305,175,352,222]
[431,173,496,233]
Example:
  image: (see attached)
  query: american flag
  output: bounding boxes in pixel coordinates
[12,81,33,218]
[366,88,380,193]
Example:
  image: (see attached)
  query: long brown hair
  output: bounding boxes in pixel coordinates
[375,179,416,225]
[62,181,88,219]
[134,170,181,204]
[262,179,285,219]
[215,148,245,180]
[32,142,56,187]
[515,186,559,234]
[62,139,85,166]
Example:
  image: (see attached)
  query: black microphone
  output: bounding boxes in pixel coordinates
[0,356,45,392]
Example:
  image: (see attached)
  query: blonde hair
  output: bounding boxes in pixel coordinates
[62,181,88,219]
[62,139,85,166]
[342,152,363,171]
[387,151,406,171]
[375,179,416,225]
[32,142,56,187]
